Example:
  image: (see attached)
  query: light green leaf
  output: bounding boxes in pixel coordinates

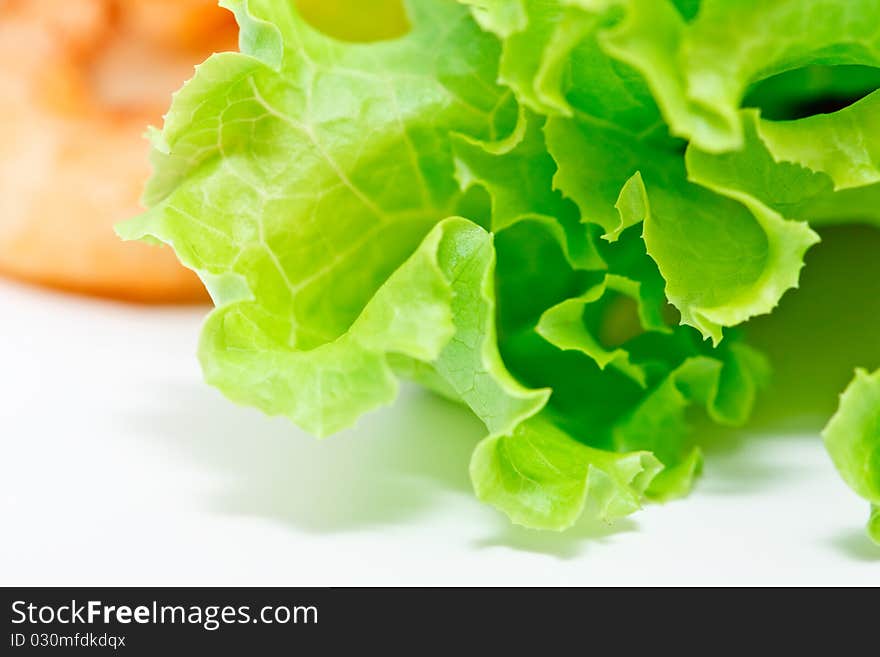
[452,108,604,269]
[122,0,518,329]
[598,0,880,152]
[471,414,662,529]
[871,506,880,545]
[461,0,596,117]
[118,1,529,428]
[545,115,820,344]
[609,171,649,242]
[536,273,669,386]
[613,344,769,499]
[755,91,880,190]
[198,218,548,436]
[463,0,666,135]
[823,368,880,545]
[687,110,880,226]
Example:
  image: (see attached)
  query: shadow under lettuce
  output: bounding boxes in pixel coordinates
[124,226,879,556]
[473,511,638,560]
[694,225,880,499]
[827,529,880,563]
[126,378,640,557]
[127,382,484,533]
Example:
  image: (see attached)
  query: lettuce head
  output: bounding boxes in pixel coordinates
[118,0,880,543]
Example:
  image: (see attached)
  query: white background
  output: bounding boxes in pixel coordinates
[2,279,878,586]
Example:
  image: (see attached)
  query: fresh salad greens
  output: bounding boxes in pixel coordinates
[119,0,880,542]
[823,369,880,545]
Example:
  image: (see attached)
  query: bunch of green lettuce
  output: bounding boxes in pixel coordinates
[119,0,880,542]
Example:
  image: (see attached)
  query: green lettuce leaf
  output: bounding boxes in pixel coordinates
[118,0,522,424]
[536,273,668,386]
[451,109,604,269]
[196,217,550,436]
[823,369,880,545]
[462,0,667,136]
[545,114,820,344]
[471,414,662,529]
[686,110,880,228]
[755,91,880,191]
[614,344,770,500]
[599,0,880,152]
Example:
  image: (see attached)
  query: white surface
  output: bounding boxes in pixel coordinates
[1,279,878,586]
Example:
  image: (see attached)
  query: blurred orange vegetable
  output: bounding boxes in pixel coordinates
[0,0,237,302]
